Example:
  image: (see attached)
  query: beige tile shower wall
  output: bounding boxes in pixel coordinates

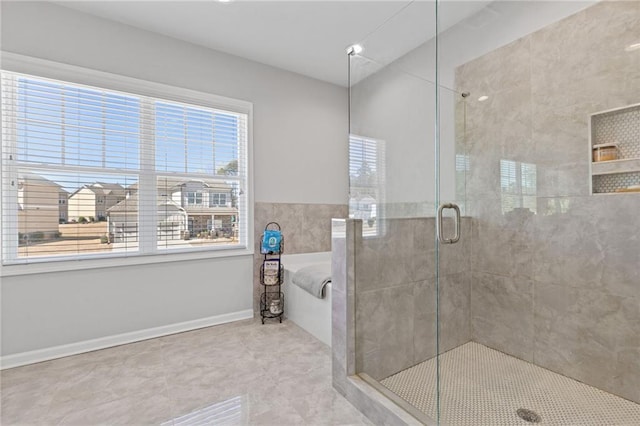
[457,1,640,404]
[354,217,472,381]
[253,202,348,313]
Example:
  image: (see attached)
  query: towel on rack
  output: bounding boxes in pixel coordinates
[291,262,332,299]
[261,229,282,253]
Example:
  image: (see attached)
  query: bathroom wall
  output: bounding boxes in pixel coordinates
[0,1,348,361]
[354,217,472,381]
[457,0,640,404]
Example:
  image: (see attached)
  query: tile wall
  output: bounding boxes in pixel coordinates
[354,217,472,381]
[456,0,640,404]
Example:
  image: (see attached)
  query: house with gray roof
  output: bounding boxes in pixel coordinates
[107,179,237,242]
[68,182,126,222]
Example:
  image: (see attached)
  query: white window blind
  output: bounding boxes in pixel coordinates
[500,159,537,215]
[1,71,249,265]
[349,134,385,236]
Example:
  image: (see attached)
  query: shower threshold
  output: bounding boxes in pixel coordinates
[378,342,640,425]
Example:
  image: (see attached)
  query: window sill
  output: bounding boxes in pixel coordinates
[0,246,254,277]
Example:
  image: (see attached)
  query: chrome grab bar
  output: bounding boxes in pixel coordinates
[437,203,461,244]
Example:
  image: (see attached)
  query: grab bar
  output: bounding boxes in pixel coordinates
[437,203,461,244]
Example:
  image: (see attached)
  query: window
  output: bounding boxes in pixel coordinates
[210,193,227,207]
[186,192,203,206]
[1,68,250,265]
[349,135,385,237]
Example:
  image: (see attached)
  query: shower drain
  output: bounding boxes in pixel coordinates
[517,408,542,423]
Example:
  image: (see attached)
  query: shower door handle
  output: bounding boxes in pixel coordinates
[437,203,461,244]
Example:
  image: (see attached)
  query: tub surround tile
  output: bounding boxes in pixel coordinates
[253,202,347,313]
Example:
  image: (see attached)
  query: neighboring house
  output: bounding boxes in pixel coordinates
[171,180,237,235]
[107,193,189,243]
[17,173,62,237]
[68,182,126,221]
[106,179,237,242]
[58,189,69,223]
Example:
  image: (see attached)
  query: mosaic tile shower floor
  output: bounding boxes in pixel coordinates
[381,342,640,426]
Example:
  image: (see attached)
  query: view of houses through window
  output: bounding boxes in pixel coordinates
[1,72,248,263]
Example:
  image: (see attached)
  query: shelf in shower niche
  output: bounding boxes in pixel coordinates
[589,103,640,194]
[591,158,640,175]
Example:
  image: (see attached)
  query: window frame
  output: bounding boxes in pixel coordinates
[0,53,254,277]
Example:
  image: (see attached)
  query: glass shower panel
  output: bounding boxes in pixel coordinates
[348,1,440,423]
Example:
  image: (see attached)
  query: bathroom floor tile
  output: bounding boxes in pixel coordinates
[1,319,368,425]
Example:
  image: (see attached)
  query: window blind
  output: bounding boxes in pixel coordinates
[499,159,537,214]
[1,71,249,264]
[349,134,385,236]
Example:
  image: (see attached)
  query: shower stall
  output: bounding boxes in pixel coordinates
[332,1,640,424]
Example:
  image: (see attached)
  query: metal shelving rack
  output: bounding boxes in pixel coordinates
[260,222,284,324]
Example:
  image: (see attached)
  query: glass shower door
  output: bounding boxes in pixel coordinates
[435,1,640,425]
[347,1,442,423]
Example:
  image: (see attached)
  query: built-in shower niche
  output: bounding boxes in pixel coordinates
[590,103,640,194]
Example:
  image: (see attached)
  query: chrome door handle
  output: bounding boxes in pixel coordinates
[437,203,461,244]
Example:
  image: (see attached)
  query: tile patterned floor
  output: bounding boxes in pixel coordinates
[381,342,640,426]
[1,319,372,425]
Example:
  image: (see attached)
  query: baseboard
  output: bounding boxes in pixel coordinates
[0,309,254,370]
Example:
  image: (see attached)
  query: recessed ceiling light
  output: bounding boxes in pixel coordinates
[625,42,640,52]
[347,44,363,56]
[478,95,489,102]
[218,0,235,3]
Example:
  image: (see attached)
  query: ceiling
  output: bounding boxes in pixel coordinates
[55,1,492,87]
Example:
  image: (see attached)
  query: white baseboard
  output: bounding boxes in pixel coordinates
[0,309,254,370]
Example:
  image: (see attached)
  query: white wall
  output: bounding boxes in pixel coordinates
[0,1,348,361]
